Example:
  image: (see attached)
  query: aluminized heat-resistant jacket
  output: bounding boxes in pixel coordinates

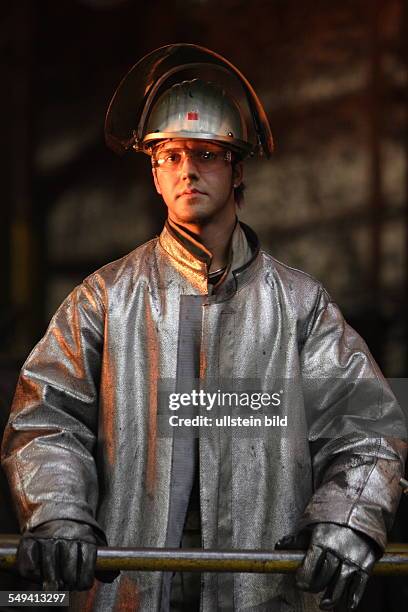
[1,221,407,612]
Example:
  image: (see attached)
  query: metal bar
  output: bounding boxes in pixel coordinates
[1,539,408,576]
[400,477,408,495]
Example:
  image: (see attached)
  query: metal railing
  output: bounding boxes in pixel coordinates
[1,537,408,575]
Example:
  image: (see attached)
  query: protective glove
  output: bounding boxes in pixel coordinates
[17,519,118,591]
[275,522,381,610]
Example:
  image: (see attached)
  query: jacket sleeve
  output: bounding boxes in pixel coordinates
[1,279,106,540]
[297,286,407,550]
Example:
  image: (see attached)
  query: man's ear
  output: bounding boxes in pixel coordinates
[152,167,162,195]
[232,161,243,188]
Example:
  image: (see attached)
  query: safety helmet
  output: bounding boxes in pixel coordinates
[105,43,274,159]
[143,78,250,155]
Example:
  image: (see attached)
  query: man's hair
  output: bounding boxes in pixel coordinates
[232,157,245,208]
[234,181,246,208]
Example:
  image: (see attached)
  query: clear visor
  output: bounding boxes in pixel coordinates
[105,44,273,158]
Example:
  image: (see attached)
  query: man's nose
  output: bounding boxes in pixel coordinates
[180,153,199,178]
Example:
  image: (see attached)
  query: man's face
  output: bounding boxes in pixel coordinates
[151,139,243,227]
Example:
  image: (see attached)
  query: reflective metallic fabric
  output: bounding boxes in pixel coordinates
[1,221,407,611]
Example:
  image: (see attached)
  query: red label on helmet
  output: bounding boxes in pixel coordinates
[187,112,199,120]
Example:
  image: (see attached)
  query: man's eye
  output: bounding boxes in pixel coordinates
[198,151,217,161]
[164,153,180,164]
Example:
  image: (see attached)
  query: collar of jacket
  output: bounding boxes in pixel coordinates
[158,217,261,301]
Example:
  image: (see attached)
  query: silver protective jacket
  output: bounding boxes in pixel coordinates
[2,221,407,612]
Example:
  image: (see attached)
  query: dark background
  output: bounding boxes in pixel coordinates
[1,0,408,609]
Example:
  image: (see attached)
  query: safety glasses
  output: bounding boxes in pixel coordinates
[152,147,232,173]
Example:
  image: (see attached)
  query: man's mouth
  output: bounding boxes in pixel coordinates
[178,188,206,197]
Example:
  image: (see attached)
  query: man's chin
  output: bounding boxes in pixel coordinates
[174,204,216,225]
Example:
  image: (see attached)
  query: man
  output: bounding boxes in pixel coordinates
[1,44,407,612]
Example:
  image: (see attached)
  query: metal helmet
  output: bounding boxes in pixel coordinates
[143,79,250,155]
[105,43,274,159]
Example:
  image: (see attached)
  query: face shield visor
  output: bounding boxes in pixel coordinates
[104,43,274,159]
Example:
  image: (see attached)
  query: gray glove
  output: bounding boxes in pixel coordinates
[275,522,381,610]
[17,519,118,591]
